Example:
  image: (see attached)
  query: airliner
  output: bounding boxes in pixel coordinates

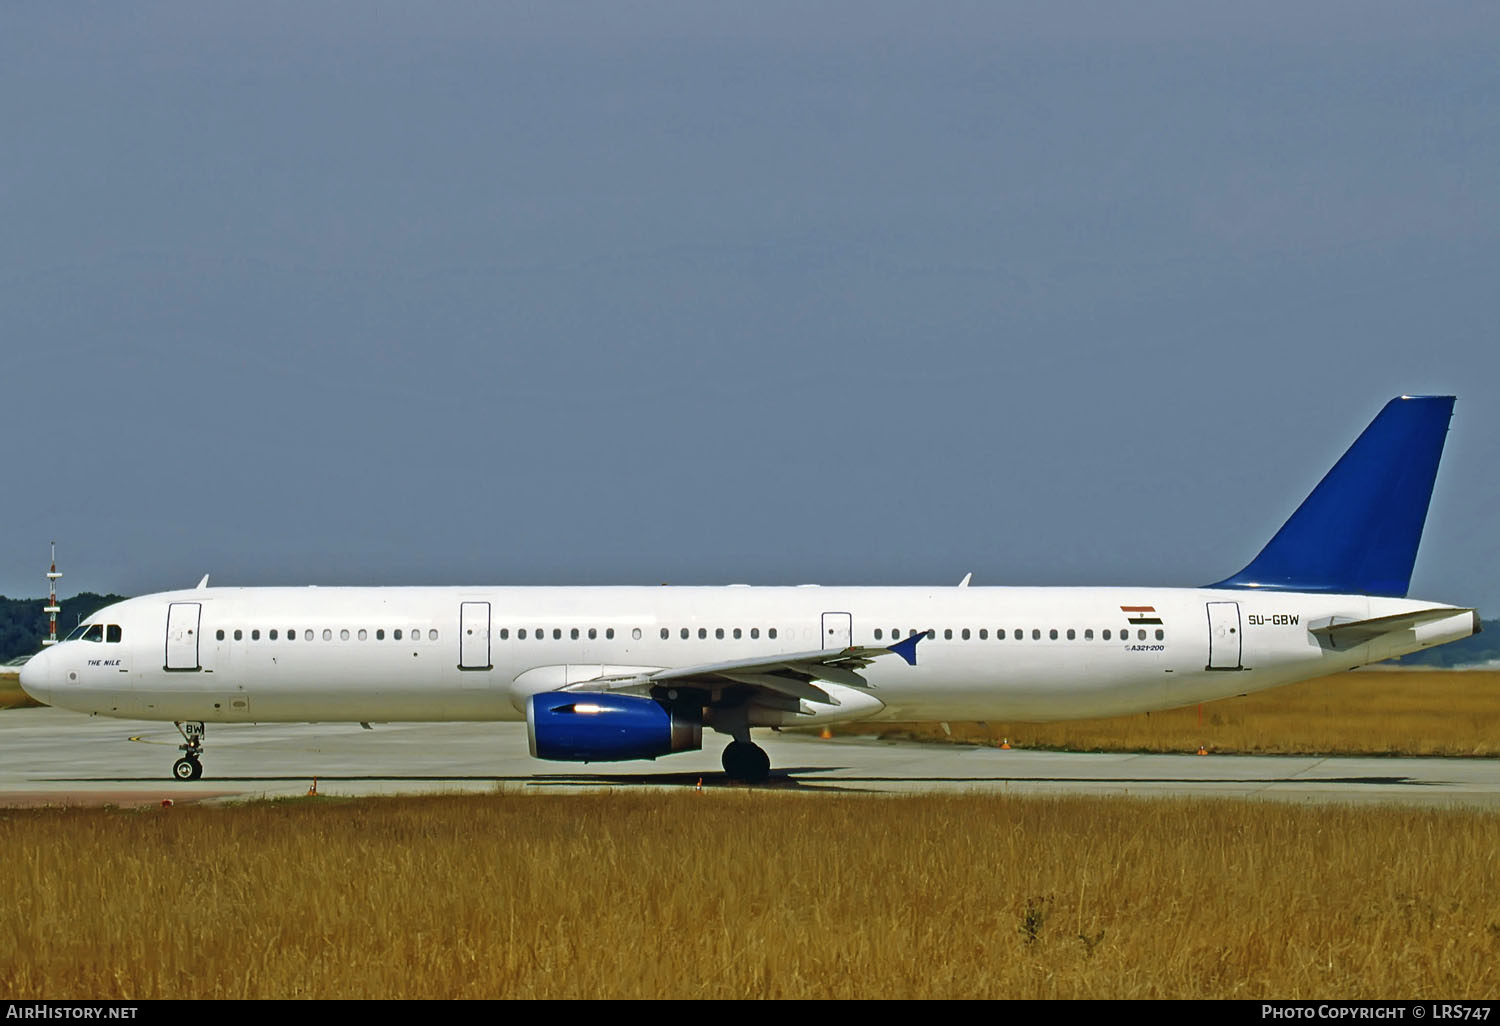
[19,396,1479,783]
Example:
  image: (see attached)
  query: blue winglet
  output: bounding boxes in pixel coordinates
[1210,395,1454,598]
[887,632,925,666]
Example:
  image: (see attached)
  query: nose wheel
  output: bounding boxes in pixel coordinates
[171,721,205,781]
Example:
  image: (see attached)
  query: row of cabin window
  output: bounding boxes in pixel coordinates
[210,624,1163,645]
[875,627,1167,642]
[498,627,782,641]
[216,628,440,642]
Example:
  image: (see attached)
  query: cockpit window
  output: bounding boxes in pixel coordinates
[64,623,89,642]
[81,624,105,642]
[107,625,123,643]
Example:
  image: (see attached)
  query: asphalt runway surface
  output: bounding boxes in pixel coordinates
[2,706,1497,808]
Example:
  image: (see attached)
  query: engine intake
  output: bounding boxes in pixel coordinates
[527,692,702,762]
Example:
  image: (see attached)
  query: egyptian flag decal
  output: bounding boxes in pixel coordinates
[1121,605,1163,625]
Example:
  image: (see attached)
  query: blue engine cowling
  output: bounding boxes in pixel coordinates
[527,692,703,762]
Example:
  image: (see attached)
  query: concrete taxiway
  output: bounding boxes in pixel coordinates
[1,705,1497,808]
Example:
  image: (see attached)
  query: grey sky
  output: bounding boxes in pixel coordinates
[4,3,1499,611]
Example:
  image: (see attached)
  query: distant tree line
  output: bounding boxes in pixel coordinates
[0,594,130,664]
[1394,618,1500,667]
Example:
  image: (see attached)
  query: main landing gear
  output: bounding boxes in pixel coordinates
[721,740,771,784]
[171,721,205,781]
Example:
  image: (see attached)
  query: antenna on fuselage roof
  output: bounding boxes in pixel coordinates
[195,574,210,590]
[958,573,972,588]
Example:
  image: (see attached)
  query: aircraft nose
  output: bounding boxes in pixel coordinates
[18,650,52,706]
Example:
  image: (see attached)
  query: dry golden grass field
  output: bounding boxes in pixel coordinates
[2,792,1497,999]
[6,669,1500,753]
[817,669,1500,758]
[0,673,35,710]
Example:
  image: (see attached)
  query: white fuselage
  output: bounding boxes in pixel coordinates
[19,585,1475,728]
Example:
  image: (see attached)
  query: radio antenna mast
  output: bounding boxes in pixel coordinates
[42,542,62,646]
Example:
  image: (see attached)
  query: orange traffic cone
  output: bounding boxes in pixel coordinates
[1000,738,1012,750]
[308,777,319,796]
[1196,745,1208,756]
[819,727,833,740]
[695,777,702,792]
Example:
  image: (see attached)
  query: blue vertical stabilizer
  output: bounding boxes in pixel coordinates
[1209,395,1454,597]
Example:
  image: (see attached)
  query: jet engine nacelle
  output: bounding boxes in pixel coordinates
[526,692,702,762]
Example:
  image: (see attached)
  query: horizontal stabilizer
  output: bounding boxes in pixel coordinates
[1309,607,1476,649]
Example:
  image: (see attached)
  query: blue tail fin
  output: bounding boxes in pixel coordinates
[1210,395,1454,598]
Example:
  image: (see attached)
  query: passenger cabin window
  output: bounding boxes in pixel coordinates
[661,628,670,639]
[234,629,243,641]
[751,628,760,639]
[632,628,642,640]
[681,628,689,639]
[875,629,883,640]
[606,629,615,640]
[216,629,225,641]
[769,628,778,640]
[394,629,403,641]
[340,629,350,641]
[589,628,597,640]
[1085,629,1094,640]
[1156,629,1164,640]
[1067,629,1075,640]
[252,629,261,641]
[304,629,314,641]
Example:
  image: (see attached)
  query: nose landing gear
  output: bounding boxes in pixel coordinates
[171,721,205,781]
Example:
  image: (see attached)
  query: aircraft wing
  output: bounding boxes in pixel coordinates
[1309,607,1476,649]
[561,633,926,706]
